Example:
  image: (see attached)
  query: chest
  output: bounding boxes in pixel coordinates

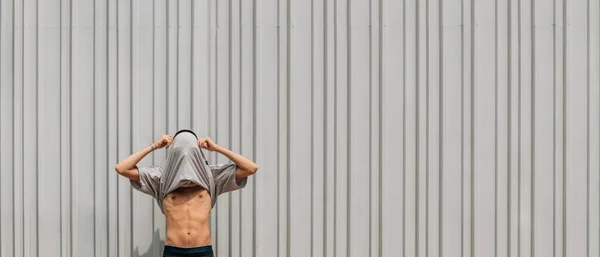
[162,186,212,217]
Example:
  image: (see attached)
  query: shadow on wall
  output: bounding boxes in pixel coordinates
[132,229,165,257]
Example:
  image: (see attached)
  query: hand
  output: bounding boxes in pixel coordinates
[151,134,173,150]
[198,137,220,152]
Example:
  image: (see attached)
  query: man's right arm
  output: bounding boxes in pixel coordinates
[114,134,173,180]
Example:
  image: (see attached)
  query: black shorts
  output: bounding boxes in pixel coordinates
[163,245,214,257]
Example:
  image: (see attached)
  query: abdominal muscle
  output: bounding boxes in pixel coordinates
[162,185,212,247]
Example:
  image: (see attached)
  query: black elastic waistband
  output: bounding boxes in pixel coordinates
[163,244,213,257]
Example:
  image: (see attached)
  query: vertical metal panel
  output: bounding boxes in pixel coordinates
[38,0,61,255]
[440,0,463,256]
[380,0,405,256]
[348,0,370,256]
[589,1,600,257]
[0,0,15,256]
[532,1,555,257]
[312,0,326,256]
[0,0,598,256]
[238,0,256,255]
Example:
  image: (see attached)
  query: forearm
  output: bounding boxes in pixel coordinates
[215,146,258,173]
[115,145,153,173]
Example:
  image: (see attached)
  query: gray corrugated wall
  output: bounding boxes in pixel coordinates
[0,0,598,256]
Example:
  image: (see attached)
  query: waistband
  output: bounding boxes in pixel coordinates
[163,244,214,257]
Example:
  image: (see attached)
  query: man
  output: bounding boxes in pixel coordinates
[114,130,258,257]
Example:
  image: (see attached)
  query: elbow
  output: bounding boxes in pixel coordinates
[114,164,125,175]
[249,164,258,174]
[243,163,258,175]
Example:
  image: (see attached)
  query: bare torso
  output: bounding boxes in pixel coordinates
[162,185,212,246]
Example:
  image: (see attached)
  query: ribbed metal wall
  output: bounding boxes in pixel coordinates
[0,0,599,256]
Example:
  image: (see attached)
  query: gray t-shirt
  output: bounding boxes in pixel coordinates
[130,132,247,213]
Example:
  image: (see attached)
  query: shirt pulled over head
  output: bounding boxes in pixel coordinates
[130,131,247,213]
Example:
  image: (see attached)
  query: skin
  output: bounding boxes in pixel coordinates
[115,134,258,246]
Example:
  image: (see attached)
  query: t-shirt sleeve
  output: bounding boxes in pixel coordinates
[210,163,247,196]
[130,165,162,196]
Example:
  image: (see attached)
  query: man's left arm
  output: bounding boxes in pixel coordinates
[199,137,259,179]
